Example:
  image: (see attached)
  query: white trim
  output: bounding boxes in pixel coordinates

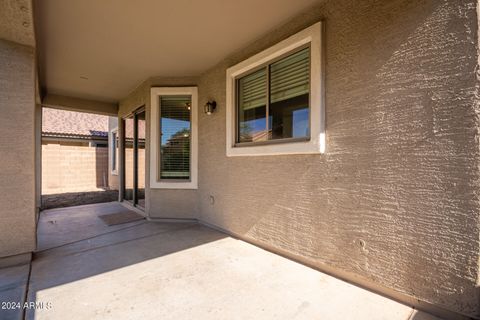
[150,87,198,189]
[109,127,119,175]
[226,21,325,157]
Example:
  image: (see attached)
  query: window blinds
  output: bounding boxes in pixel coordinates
[235,46,311,144]
[270,47,310,103]
[237,47,310,111]
[160,96,191,179]
[238,68,266,111]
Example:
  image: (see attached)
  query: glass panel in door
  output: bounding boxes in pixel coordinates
[124,115,134,204]
[137,110,146,209]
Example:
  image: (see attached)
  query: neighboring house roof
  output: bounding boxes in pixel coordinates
[124,118,146,140]
[42,108,109,140]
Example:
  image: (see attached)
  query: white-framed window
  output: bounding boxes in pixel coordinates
[150,87,198,189]
[109,127,119,175]
[226,21,324,156]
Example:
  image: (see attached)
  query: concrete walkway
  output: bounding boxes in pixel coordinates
[1,202,443,320]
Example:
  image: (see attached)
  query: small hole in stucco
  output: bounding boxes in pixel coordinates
[209,195,215,205]
[22,21,29,27]
[358,239,366,251]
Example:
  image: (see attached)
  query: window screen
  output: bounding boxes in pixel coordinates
[160,96,191,180]
[236,47,310,143]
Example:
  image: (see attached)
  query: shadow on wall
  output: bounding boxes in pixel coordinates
[41,190,118,209]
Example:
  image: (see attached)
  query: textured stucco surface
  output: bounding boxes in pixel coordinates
[196,0,480,318]
[0,39,37,257]
[118,0,480,317]
[0,0,35,47]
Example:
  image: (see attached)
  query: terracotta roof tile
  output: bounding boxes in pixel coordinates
[42,108,109,137]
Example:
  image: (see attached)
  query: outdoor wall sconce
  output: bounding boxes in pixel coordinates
[204,100,217,115]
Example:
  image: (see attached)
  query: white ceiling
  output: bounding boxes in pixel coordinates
[36,0,320,103]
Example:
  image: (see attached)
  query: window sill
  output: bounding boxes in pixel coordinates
[227,135,324,157]
[150,180,198,189]
[234,137,309,148]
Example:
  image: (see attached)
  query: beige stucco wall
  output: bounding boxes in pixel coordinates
[197,0,480,317]
[118,0,480,317]
[0,39,37,257]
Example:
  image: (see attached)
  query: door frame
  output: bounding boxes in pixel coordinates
[121,106,145,210]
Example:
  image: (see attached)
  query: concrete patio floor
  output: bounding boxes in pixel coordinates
[0,202,443,320]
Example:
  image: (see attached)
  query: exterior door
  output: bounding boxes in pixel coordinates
[122,108,145,210]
